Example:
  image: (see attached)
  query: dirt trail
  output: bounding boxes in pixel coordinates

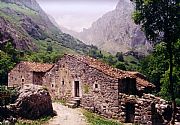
[46,103,87,125]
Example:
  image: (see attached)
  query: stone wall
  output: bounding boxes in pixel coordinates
[43,55,121,118]
[33,72,45,85]
[8,63,33,87]
[80,66,120,119]
[118,93,179,124]
[42,55,180,125]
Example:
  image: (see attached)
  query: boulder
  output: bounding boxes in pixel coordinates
[10,84,53,119]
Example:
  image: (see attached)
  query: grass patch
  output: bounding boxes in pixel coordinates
[23,39,77,63]
[15,116,52,125]
[82,110,122,125]
[34,40,76,54]
[124,55,139,65]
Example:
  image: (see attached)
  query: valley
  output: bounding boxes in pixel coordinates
[0,0,179,125]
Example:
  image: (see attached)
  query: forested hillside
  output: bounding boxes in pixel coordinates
[0,0,97,54]
[0,0,142,85]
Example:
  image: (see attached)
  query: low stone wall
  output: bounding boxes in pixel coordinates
[81,92,180,125]
[118,93,180,125]
[176,107,180,123]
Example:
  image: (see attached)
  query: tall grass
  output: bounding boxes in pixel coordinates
[82,110,122,125]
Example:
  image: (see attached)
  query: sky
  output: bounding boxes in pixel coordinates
[36,0,119,32]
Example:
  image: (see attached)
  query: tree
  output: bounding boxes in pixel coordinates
[47,45,53,53]
[132,0,180,124]
[115,62,126,70]
[140,43,169,92]
[0,42,20,85]
[116,52,124,62]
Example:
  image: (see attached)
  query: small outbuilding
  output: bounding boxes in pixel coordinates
[8,61,53,87]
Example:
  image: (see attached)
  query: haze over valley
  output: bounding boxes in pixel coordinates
[37,0,152,55]
[37,0,119,32]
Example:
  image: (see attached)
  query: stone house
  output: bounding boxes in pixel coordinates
[8,62,53,87]
[8,54,180,124]
[43,54,155,98]
[44,54,174,124]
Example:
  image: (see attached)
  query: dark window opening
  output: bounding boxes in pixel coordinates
[95,84,98,89]
[82,69,86,73]
[22,79,24,82]
[125,103,135,123]
[62,80,64,85]
[52,84,54,87]
[162,105,172,121]
[118,78,136,95]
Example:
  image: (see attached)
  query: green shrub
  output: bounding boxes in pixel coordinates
[176,98,180,106]
[0,86,18,106]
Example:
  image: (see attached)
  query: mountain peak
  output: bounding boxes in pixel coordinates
[62,0,152,55]
[116,0,133,11]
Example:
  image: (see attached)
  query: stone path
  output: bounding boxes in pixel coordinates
[46,103,87,125]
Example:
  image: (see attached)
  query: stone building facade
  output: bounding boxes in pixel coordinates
[8,54,180,124]
[44,54,176,124]
[8,62,53,87]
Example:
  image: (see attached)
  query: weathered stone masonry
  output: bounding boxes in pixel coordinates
[8,62,53,87]
[8,54,180,124]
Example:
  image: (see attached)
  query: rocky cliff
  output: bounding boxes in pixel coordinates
[62,0,152,55]
[0,16,37,50]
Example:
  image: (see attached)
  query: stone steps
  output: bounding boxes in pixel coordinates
[66,102,77,108]
[66,97,81,108]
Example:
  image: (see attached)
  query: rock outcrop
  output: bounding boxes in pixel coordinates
[10,84,53,119]
[0,16,37,50]
[63,0,152,55]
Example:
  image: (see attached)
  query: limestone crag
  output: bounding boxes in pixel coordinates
[10,84,53,119]
[63,0,152,55]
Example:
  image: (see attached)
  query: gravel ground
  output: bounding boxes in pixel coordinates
[46,103,87,125]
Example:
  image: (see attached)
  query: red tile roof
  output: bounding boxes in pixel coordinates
[66,54,155,88]
[74,55,133,79]
[21,62,53,72]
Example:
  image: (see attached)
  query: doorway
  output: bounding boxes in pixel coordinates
[125,102,135,123]
[74,81,80,97]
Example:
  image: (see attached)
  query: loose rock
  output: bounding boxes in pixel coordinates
[10,84,53,119]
